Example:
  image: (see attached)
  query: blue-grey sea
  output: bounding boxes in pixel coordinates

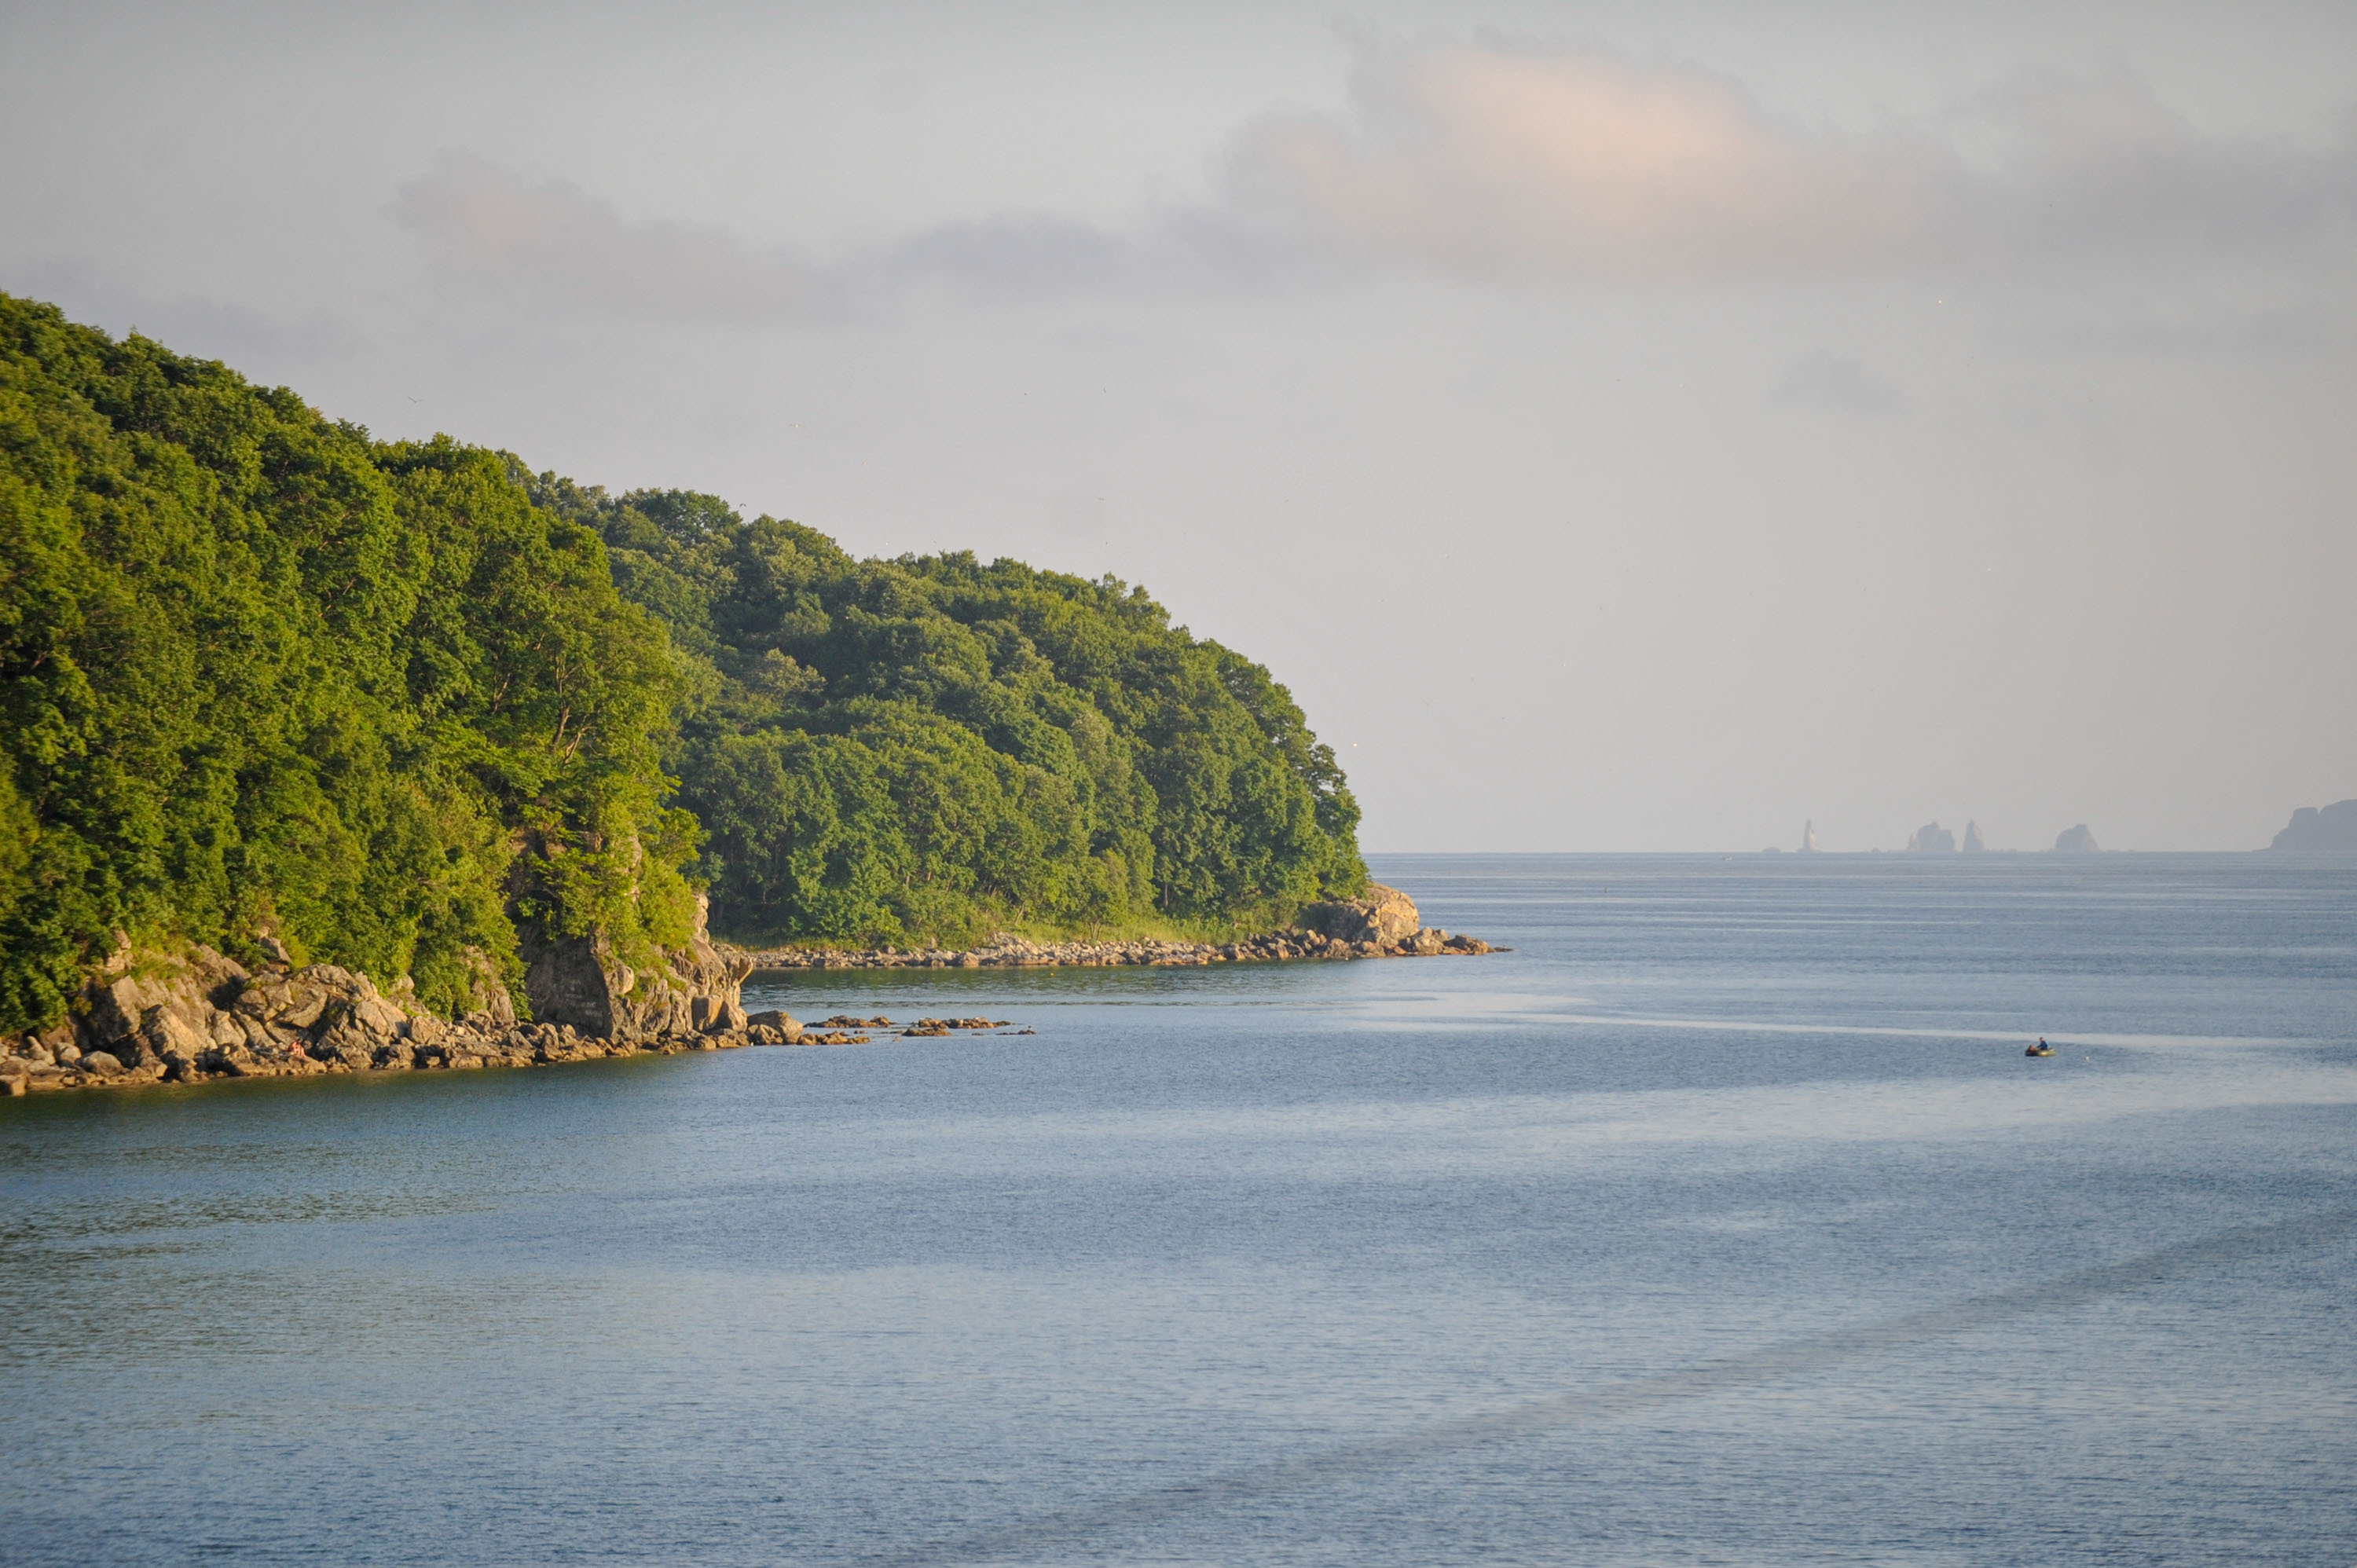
[4,853,2354,1566]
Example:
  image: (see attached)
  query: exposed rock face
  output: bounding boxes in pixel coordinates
[1800,820,1820,852]
[1907,822,1957,852]
[1300,884,1422,946]
[458,946,517,1025]
[522,892,753,1041]
[2271,799,2357,851]
[745,1009,805,1043]
[2053,824,2100,853]
[3,935,792,1097]
[1963,821,1987,852]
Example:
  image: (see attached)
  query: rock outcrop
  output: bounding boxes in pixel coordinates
[4,925,783,1098]
[2271,799,2357,851]
[1963,821,1986,852]
[1799,820,1820,853]
[523,893,753,1040]
[1907,822,1957,852]
[2052,824,2100,853]
[1299,884,1423,946]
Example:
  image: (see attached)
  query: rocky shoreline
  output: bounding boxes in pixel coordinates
[746,927,1494,970]
[4,885,1494,1098]
[0,943,834,1098]
[3,890,788,1100]
[743,883,1496,971]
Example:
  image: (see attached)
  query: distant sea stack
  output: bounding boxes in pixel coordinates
[1963,820,1987,852]
[1907,822,1957,852]
[1799,820,1820,852]
[2271,799,2357,851]
[2052,824,2100,853]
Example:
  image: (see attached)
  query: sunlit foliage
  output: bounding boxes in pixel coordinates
[0,296,692,1031]
[528,479,1368,946]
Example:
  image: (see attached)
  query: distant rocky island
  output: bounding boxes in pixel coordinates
[2271,799,2357,851]
[1801,819,2109,853]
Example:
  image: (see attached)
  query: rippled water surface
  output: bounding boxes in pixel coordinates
[5,854,2354,1566]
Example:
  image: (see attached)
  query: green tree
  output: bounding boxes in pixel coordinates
[528,479,1368,944]
[0,296,695,1031]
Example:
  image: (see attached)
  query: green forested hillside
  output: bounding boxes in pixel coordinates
[0,296,696,1034]
[528,479,1365,945]
[0,296,1365,1032]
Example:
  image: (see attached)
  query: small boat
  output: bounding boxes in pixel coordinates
[2025,1039,2055,1057]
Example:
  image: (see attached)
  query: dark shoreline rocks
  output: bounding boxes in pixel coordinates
[2,946,812,1099]
[4,893,783,1100]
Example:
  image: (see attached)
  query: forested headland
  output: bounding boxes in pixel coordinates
[0,295,1367,1036]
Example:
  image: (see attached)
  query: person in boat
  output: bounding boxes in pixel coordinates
[2027,1037,2051,1056]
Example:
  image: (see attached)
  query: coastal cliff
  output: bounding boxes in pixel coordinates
[524,894,754,1038]
[3,898,761,1097]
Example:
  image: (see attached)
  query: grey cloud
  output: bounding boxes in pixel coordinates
[2002,302,2344,361]
[869,66,926,114]
[390,44,2357,318]
[393,153,1189,316]
[1771,353,1905,417]
[390,154,1317,321]
[879,214,1136,296]
[391,152,816,319]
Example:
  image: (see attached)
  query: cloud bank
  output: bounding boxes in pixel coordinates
[393,41,2357,313]
[1226,41,2357,286]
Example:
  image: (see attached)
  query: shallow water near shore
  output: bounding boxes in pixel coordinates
[4,853,2354,1566]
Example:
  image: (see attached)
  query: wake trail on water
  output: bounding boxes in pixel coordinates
[863,1206,2357,1566]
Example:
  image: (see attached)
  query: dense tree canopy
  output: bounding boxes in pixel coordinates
[0,296,694,1032]
[529,478,1366,945]
[0,295,1366,1032]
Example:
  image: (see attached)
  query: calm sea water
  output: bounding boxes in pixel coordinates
[4,854,2353,1566]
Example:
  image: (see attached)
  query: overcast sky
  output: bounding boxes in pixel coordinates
[6,0,2353,850]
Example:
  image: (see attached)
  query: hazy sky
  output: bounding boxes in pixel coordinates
[6,0,2353,850]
